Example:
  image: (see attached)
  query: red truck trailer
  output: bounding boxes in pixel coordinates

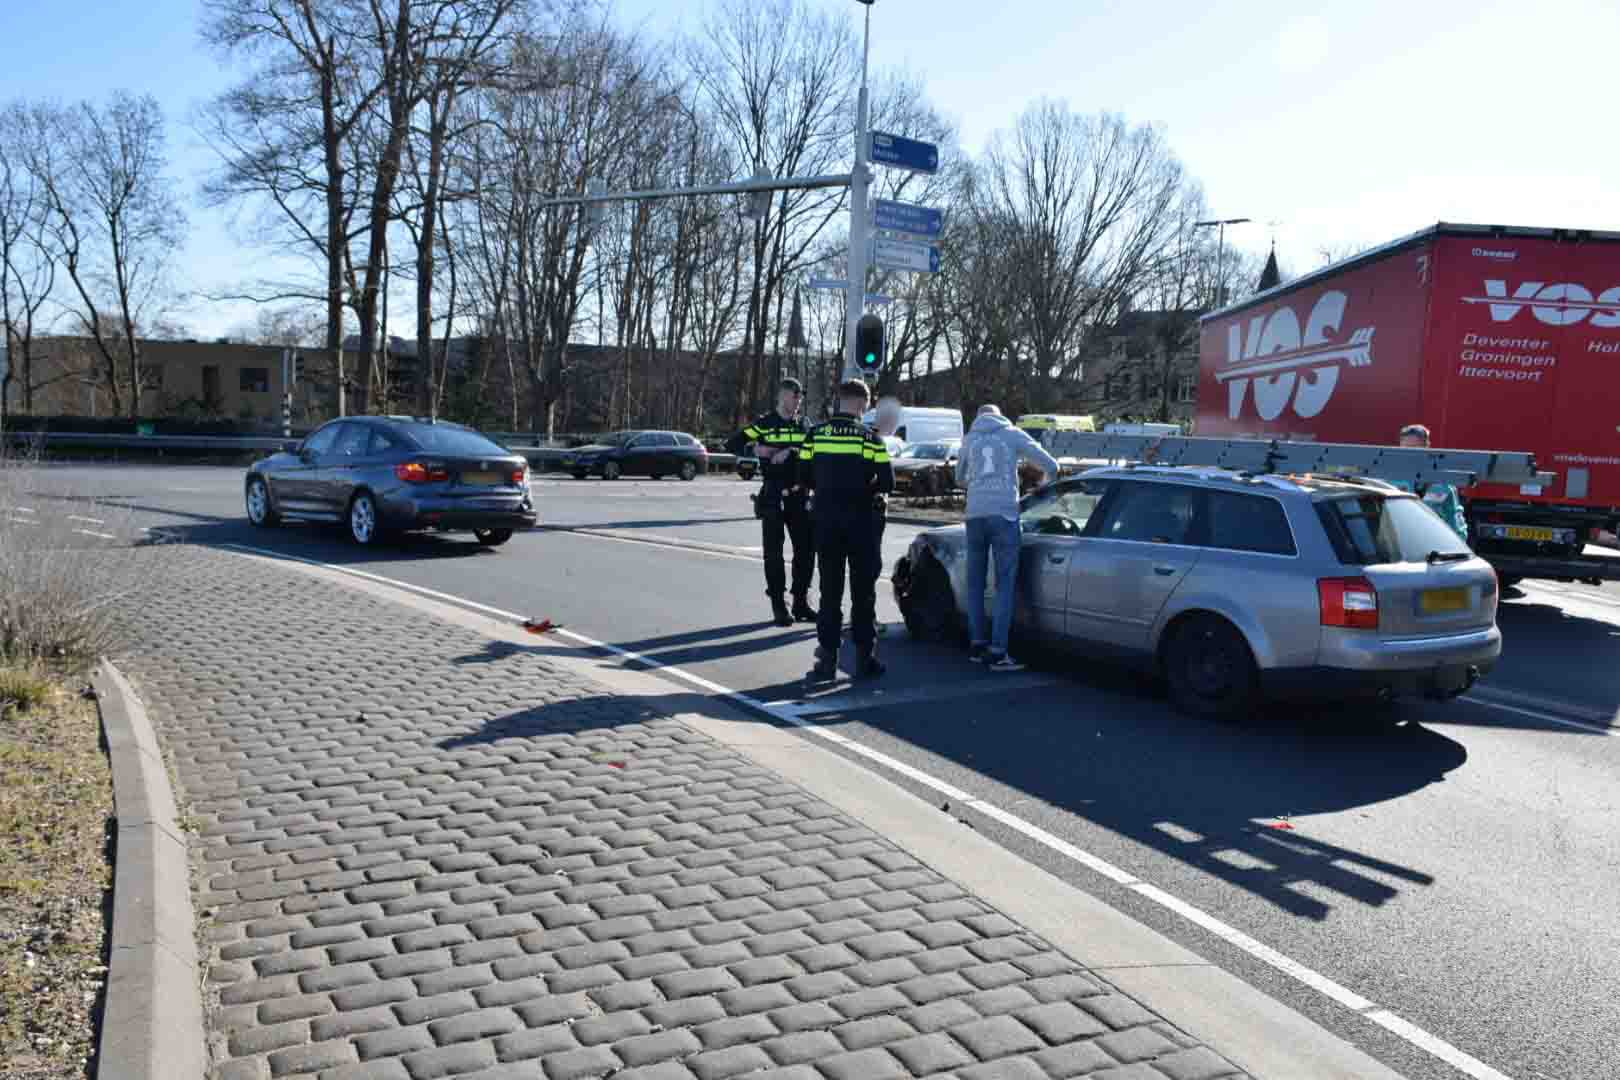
[1197,222,1620,586]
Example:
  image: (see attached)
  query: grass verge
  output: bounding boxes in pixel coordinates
[0,665,112,1080]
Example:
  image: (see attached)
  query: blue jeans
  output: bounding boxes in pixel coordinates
[966,515,1020,655]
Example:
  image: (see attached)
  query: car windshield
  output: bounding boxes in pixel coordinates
[1317,493,1470,565]
[397,423,510,457]
[904,443,954,461]
[601,431,639,447]
[1018,481,1106,534]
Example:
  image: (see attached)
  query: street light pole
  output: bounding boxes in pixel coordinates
[843,0,875,386]
[1195,216,1251,309]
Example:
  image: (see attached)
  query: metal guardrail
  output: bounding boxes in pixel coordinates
[1,429,745,472]
[1,430,294,452]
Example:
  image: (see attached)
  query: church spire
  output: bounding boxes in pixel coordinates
[1257,242,1282,292]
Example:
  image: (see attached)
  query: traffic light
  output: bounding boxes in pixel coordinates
[745,168,772,221]
[585,181,607,229]
[855,314,884,374]
[292,352,305,386]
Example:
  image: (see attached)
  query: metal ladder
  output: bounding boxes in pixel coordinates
[1033,430,1552,491]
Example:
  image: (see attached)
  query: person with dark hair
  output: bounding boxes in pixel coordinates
[727,377,816,626]
[800,378,893,682]
[1394,423,1468,542]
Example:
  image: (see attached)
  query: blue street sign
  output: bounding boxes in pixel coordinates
[874,237,941,274]
[873,199,944,238]
[808,277,848,290]
[869,132,939,175]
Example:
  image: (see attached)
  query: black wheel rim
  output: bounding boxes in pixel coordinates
[1184,631,1237,699]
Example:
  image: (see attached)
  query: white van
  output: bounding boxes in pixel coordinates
[865,405,963,447]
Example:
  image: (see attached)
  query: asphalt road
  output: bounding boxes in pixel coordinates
[12,462,1620,1080]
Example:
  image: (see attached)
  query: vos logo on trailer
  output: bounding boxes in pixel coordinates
[1218,290,1376,421]
[1462,280,1620,327]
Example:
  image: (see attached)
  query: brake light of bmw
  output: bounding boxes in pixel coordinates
[395,462,449,483]
[1318,577,1379,629]
[510,465,528,485]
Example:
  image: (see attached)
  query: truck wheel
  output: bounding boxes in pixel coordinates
[1164,615,1259,722]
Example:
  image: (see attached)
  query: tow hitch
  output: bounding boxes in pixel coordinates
[1424,665,1479,701]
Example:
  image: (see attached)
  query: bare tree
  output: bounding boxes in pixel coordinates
[686,0,858,426]
[23,94,184,418]
[1,104,58,418]
[976,103,1193,400]
[395,0,526,417]
[200,0,388,416]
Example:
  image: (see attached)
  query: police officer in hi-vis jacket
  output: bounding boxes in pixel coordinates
[800,378,894,683]
[727,377,817,627]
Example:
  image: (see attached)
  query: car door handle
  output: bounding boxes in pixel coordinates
[1153,565,1177,576]
[1047,554,1067,564]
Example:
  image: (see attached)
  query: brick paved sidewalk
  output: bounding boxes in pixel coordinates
[116,546,1247,1080]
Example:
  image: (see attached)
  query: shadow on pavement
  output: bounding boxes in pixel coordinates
[435,689,745,753]
[541,517,756,531]
[803,670,1463,922]
[449,621,818,669]
[1479,597,1620,721]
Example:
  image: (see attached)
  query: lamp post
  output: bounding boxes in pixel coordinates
[843,0,876,385]
[1195,217,1251,308]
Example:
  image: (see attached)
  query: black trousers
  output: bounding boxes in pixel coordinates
[762,489,814,598]
[815,503,879,655]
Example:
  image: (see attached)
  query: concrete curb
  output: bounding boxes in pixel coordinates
[93,659,206,1080]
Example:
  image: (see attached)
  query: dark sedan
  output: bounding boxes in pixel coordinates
[562,430,708,480]
[892,440,960,496]
[245,417,537,547]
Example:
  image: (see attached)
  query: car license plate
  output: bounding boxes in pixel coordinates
[461,471,502,485]
[1505,525,1556,542]
[1420,588,1470,614]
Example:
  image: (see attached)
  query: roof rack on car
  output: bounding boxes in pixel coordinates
[1038,431,1550,490]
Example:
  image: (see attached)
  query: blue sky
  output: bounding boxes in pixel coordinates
[5,0,1619,338]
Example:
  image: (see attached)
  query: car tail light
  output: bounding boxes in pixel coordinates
[395,462,449,483]
[1319,576,1379,629]
[510,465,527,485]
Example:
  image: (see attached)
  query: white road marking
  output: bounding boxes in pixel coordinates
[551,528,762,563]
[1458,694,1615,736]
[72,528,118,540]
[1362,1010,1514,1080]
[68,515,105,524]
[4,516,39,526]
[217,539,1525,1080]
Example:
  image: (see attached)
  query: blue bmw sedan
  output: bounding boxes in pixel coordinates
[245,417,537,547]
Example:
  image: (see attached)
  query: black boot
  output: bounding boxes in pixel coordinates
[792,594,818,622]
[856,651,886,680]
[770,595,793,627]
[808,646,837,683]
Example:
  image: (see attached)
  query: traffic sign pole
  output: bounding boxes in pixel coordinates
[842,1,873,386]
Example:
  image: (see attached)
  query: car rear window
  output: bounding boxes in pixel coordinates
[397,423,509,457]
[1205,490,1297,556]
[1316,493,1470,565]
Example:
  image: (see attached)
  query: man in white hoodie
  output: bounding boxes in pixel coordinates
[953,405,1060,671]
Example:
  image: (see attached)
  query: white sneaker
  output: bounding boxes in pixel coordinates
[988,654,1025,673]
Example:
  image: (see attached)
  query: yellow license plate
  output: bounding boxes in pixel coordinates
[462,471,502,485]
[1505,526,1556,542]
[1421,588,1470,613]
